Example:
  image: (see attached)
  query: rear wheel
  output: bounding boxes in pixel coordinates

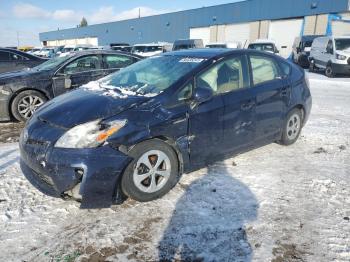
[11,90,47,121]
[280,108,303,145]
[121,139,179,202]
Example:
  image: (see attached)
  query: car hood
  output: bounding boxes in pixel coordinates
[0,69,50,84]
[35,88,151,128]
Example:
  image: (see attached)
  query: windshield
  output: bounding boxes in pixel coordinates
[335,39,350,51]
[173,44,194,51]
[303,41,313,48]
[249,44,275,52]
[132,46,163,53]
[63,48,74,53]
[206,44,226,48]
[95,55,205,96]
[32,55,72,71]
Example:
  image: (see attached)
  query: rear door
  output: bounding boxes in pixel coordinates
[0,51,11,73]
[102,54,138,76]
[52,55,104,96]
[249,54,286,142]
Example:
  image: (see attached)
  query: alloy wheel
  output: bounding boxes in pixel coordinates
[286,113,301,141]
[17,95,44,119]
[133,150,171,193]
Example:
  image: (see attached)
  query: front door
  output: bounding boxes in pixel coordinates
[52,55,104,96]
[188,61,225,167]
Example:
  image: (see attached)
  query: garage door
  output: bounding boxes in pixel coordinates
[225,23,250,47]
[332,21,350,37]
[190,27,211,46]
[269,19,303,58]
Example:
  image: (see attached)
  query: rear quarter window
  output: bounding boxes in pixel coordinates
[279,60,291,77]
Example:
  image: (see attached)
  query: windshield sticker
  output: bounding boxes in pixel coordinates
[179,58,205,63]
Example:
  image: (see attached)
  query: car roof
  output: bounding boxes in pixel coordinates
[162,48,243,59]
[301,35,324,41]
[70,49,143,59]
[0,48,46,59]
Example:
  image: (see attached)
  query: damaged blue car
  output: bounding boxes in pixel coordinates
[19,49,312,208]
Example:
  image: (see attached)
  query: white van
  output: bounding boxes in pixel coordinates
[309,36,350,77]
[132,43,172,57]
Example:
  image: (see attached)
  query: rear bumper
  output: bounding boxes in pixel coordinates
[20,135,132,209]
[332,63,350,75]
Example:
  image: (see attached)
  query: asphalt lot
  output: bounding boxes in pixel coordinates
[0,72,349,261]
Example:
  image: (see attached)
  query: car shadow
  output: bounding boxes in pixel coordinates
[158,162,258,261]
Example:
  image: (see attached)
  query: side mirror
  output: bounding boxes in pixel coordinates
[192,87,213,105]
[326,46,333,54]
[296,47,301,53]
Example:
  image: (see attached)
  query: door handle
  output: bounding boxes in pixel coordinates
[281,86,289,96]
[241,100,255,111]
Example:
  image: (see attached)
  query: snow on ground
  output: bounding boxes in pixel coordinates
[0,72,349,262]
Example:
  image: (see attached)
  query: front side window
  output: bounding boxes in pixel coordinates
[97,55,204,96]
[177,82,193,101]
[196,56,249,94]
[0,51,10,61]
[250,55,280,85]
[327,40,334,54]
[63,55,100,74]
[104,55,134,69]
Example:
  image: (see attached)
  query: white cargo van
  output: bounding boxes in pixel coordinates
[309,36,350,77]
[132,43,172,57]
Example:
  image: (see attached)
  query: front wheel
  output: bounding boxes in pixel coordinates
[280,108,303,146]
[11,90,47,122]
[309,59,316,72]
[121,139,179,202]
[325,64,335,78]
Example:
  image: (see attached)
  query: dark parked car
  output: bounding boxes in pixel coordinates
[0,50,141,121]
[0,48,47,74]
[173,39,204,51]
[19,49,312,208]
[292,35,323,67]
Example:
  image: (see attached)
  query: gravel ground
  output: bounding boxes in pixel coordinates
[0,122,24,143]
[0,72,349,262]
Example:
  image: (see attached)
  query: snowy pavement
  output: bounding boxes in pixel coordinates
[0,72,349,262]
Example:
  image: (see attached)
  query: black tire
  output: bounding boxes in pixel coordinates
[309,59,316,72]
[280,108,303,146]
[325,63,335,78]
[11,90,47,122]
[121,139,179,202]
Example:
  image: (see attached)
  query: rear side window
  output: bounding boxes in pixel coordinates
[250,55,280,85]
[0,51,10,61]
[104,55,134,69]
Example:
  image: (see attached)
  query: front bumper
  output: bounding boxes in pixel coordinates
[297,54,310,68]
[19,118,132,209]
[332,63,350,75]
[0,93,11,121]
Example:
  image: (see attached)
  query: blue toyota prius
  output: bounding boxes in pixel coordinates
[19,49,312,208]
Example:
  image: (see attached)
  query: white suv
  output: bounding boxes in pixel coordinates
[309,36,350,77]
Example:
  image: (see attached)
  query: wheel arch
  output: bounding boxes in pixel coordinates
[8,88,49,118]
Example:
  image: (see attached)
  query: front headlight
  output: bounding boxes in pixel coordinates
[336,54,347,60]
[55,119,127,148]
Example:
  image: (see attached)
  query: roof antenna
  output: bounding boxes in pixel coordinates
[138,8,141,18]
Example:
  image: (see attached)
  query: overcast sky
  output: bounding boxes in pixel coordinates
[0,0,242,47]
